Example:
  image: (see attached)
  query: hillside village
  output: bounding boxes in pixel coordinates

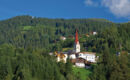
[51,30,98,68]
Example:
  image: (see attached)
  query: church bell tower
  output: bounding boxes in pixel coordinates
[74,30,80,53]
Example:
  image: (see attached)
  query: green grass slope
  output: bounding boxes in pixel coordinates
[73,67,92,80]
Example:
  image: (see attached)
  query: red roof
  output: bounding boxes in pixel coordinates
[75,30,79,44]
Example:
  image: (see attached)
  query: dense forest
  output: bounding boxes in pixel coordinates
[0,15,129,80]
[0,15,113,50]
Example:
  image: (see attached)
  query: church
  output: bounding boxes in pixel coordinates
[54,30,97,68]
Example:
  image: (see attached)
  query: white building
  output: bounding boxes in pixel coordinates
[55,52,68,63]
[69,53,76,59]
[75,62,85,68]
[78,52,96,63]
[60,36,66,41]
[74,58,86,68]
[92,32,97,35]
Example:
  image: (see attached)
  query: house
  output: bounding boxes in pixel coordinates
[69,53,76,59]
[116,51,129,56]
[60,36,66,41]
[77,52,96,63]
[71,58,86,68]
[68,36,74,39]
[86,34,90,37]
[116,52,121,56]
[49,52,53,56]
[55,52,68,63]
[89,31,97,35]
[92,31,97,35]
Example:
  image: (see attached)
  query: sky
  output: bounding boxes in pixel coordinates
[0,0,130,23]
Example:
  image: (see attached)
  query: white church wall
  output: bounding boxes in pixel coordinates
[74,43,80,53]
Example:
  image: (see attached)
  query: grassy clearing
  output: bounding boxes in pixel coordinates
[73,67,92,80]
[23,26,32,30]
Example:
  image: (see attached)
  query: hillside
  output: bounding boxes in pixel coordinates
[0,15,114,50]
[0,16,129,80]
[0,15,129,52]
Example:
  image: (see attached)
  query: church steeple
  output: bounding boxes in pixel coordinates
[74,29,80,53]
[75,30,79,44]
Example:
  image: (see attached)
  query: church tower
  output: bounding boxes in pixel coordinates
[74,30,80,53]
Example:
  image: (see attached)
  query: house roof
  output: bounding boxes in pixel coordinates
[55,52,66,58]
[78,52,96,55]
[72,58,85,63]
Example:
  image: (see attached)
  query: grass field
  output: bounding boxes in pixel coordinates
[73,67,92,80]
[23,26,32,30]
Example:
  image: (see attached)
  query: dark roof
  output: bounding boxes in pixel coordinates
[71,58,85,63]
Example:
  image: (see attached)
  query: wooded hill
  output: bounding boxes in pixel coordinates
[0,16,129,80]
[0,15,115,50]
[0,15,129,52]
